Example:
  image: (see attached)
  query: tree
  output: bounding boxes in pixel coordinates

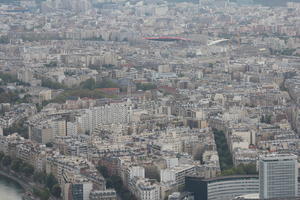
[41,78,66,89]
[3,119,29,138]
[145,166,160,182]
[0,35,9,44]
[122,191,137,200]
[33,187,50,200]
[11,159,23,172]
[243,163,257,174]
[221,163,258,176]
[2,155,12,166]
[260,115,272,124]
[0,152,4,162]
[51,184,61,198]
[0,72,18,83]
[44,61,57,68]
[96,79,119,89]
[46,174,58,189]
[97,165,109,178]
[213,129,233,171]
[106,179,114,188]
[88,64,101,70]
[33,172,47,184]
[23,164,34,177]
[99,167,136,200]
[45,142,53,148]
[0,91,19,104]
[80,78,96,90]
[111,175,123,191]
[136,83,157,91]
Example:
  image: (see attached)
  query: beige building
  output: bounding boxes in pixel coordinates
[39,90,52,102]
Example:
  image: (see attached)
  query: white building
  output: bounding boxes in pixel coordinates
[131,178,160,200]
[17,69,33,83]
[76,100,132,134]
[161,164,196,187]
[259,154,298,199]
[165,157,179,168]
[39,90,52,102]
[130,166,145,180]
[51,119,67,137]
[67,121,78,136]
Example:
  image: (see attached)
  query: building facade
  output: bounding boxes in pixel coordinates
[185,175,259,200]
[259,154,298,199]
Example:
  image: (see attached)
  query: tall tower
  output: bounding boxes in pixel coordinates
[259,154,298,199]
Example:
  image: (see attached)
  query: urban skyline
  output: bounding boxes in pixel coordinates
[0,0,300,199]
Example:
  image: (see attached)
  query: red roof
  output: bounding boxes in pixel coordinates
[158,86,177,93]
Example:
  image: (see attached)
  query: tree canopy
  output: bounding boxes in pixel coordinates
[221,163,258,176]
[213,129,233,171]
[97,165,136,200]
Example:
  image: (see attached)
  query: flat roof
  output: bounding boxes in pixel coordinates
[259,154,297,161]
[187,175,259,182]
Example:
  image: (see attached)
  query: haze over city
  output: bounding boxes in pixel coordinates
[0,0,300,200]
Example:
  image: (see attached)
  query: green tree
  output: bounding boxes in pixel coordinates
[23,164,34,177]
[145,166,160,182]
[243,163,257,174]
[46,174,58,189]
[96,165,109,178]
[3,119,29,139]
[260,115,272,124]
[45,142,53,148]
[44,61,57,68]
[0,152,4,162]
[106,179,114,188]
[221,163,258,176]
[33,172,47,184]
[111,175,123,191]
[33,187,50,200]
[96,79,119,88]
[98,167,136,200]
[0,72,18,83]
[0,35,9,44]
[11,159,23,172]
[213,129,233,171]
[80,78,96,90]
[2,155,12,166]
[51,184,61,198]
[136,83,157,91]
[41,78,66,89]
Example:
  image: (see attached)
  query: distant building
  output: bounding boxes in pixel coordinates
[63,177,93,200]
[39,90,52,102]
[17,69,33,83]
[131,177,160,200]
[168,192,194,200]
[161,165,196,187]
[259,154,298,199]
[89,189,117,200]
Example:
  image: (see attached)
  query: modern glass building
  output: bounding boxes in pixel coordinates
[259,154,298,199]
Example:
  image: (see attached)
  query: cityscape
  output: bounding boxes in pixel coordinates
[0,0,300,199]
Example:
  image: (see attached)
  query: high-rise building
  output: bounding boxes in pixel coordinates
[259,154,298,199]
[76,100,132,134]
